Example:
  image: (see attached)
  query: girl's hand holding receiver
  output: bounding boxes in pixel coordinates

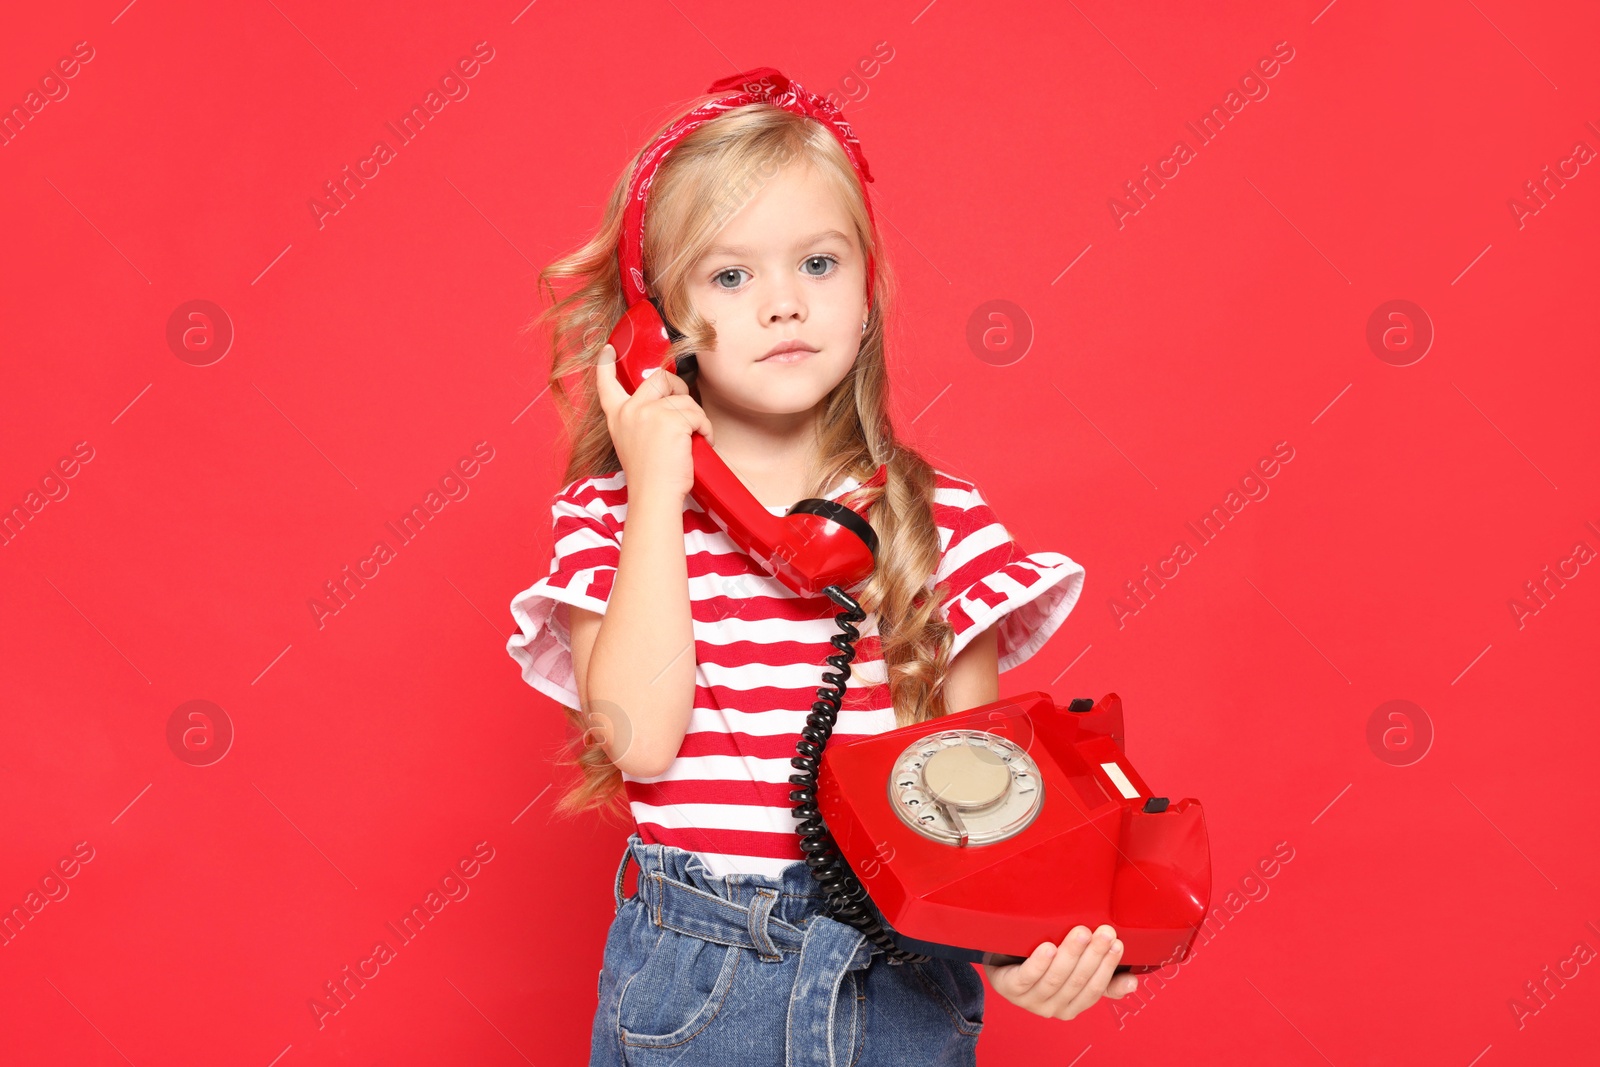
[594,344,714,503]
[983,924,1139,1021]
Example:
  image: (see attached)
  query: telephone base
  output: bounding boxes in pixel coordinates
[817,690,1210,972]
[853,888,1174,973]
[850,888,990,965]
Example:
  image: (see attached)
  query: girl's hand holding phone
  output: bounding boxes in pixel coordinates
[595,343,714,503]
[982,924,1139,1021]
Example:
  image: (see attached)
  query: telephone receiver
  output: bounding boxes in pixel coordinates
[603,299,1213,971]
[605,299,878,598]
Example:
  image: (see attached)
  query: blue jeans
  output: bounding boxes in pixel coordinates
[591,832,985,1066]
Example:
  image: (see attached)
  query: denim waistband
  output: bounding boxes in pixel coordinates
[611,833,882,1065]
[612,832,879,965]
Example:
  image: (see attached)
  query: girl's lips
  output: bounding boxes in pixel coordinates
[760,348,815,364]
[759,337,819,362]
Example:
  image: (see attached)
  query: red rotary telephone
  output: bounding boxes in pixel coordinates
[605,299,1213,972]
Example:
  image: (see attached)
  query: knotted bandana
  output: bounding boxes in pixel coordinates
[616,67,878,311]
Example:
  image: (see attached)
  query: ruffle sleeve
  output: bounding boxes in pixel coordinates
[932,482,1085,672]
[506,476,625,709]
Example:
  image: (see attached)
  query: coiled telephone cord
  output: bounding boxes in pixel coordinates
[788,583,931,966]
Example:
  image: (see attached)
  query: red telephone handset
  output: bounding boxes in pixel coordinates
[606,299,877,598]
[604,300,1212,972]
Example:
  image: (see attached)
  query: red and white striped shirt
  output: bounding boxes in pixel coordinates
[506,467,1085,878]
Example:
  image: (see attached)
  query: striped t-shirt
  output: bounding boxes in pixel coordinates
[505,466,1086,878]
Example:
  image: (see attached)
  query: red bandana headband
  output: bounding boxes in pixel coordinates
[617,66,878,313]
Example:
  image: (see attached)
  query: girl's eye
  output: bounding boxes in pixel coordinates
[802,255,837,277]
[712,256,837,289]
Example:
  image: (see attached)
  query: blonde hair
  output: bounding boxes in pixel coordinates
[527,96,959,823]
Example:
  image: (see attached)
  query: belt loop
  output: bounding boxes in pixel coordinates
[612,842,635,912]
[748,888,782,962]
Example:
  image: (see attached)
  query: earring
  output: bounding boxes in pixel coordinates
[861,320,868,334]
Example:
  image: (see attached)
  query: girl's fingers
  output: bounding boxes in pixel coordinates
[594,346,625,415]
[1036,926,1110,1009]
[1019,928,1086,1005]
[662,395,713,445]
[1106,967,1139,1000]
[1004,943,1060,996]
[1051,934,1124,1019]
[640,366,688,399]
[1083,941,1128,1010]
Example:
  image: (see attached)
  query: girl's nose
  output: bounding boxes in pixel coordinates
[761,292,806,326]
[761,280,806,324]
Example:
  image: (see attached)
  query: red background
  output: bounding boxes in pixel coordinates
[3,1,1597,1063]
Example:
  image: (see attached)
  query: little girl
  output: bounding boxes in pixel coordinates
[507,67,1138,1066]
